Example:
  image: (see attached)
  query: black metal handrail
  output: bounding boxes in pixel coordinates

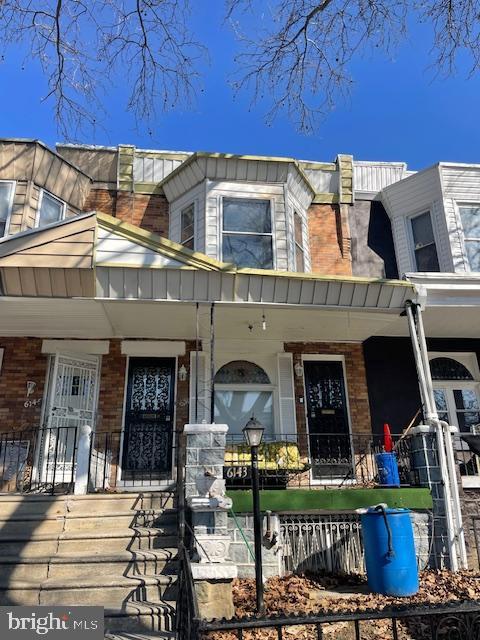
[176,542,200,639]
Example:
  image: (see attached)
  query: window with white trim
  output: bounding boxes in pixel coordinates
[180,202,195,250]
[410,211,440,271]
[213,360,274,437]
[37,190,65,228]
[0,181,14,237]
[222,198,273,269]
[293,211,305,272]
[459,205,480,272]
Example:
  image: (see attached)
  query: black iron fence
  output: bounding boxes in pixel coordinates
[224,431,415,489]
[176,540,480,639]
[0,425,177,494]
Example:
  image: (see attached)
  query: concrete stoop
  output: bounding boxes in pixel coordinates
[0,492,178,634]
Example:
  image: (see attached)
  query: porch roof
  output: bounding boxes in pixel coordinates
[0,211,418,340]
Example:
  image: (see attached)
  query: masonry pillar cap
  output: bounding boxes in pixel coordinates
[184,423,228,434]
[409,424,436,436]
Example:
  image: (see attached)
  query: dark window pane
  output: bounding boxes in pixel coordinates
[295,247,305,272]
[459,206,480,239]
[465,241,480,271]
[182,237,194,250]
[411,212,435,248]
[457,412,480,432]
[215,360,270,384]
[434,389,448,412]
[294,212,303,245]
[223,198,271,233]
[223,234,273,269]
[454,389,479,411]
[0,220,5,237]
[431,357,473,381]
[39,192,63,226]
[415,244,440,271]
[181,204,195,244]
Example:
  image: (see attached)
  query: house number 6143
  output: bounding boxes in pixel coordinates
[24,398,42,408]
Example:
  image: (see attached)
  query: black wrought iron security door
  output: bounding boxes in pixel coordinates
[304,361,352,480]
[122,357,175,479]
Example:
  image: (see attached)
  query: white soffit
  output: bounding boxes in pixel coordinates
[121,340,186,357]
[42,339,110,355]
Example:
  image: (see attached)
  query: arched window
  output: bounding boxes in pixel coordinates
[214,360,273,437]
[431,355,480,433]
[430,357,474,381]
[214,360,270,384]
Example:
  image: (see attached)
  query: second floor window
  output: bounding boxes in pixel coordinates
[222,198,273,269]
[181,203,195,249]
[37,190,65,227]
[294,211,305,272]
[0,181,14,237]
[411,211,440,271]
[459,205,480,271]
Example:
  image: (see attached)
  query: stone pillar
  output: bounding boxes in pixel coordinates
[184,422,237,620]
[409,424,449,568]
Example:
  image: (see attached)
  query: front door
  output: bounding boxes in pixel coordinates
[40,353,100,488]
[122,357,175,480]
[304,360,352,481]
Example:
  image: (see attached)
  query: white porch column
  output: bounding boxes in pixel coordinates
[74,424,92,495]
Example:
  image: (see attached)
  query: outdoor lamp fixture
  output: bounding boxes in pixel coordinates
[294,362,304,378]
[178,365,187,381]
[242,416,265,613]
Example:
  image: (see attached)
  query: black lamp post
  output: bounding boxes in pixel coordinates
[243,416,265,614]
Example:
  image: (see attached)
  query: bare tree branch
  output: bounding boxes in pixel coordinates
[0,0,205,139]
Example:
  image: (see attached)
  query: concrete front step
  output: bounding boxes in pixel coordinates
[0,574,177,606]
[0,493,175,517]
[0,549,178,580]
[0,508,177,535]
[0,526,178,555]
[104,601,177,635]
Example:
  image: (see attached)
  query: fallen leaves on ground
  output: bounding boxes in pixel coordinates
[203,570,480,640]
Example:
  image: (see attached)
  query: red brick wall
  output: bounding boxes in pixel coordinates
[84,188,169,237]
[0,338,48,433]
[283,342,372,438]
[0,337,194,436]
[307,203,352,275]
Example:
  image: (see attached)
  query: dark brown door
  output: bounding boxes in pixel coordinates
[122,357,175,479]
[304,361,352,480]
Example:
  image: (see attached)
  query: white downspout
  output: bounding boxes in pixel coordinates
[405,301,460,571]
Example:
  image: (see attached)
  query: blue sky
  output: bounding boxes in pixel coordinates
[1,2,479,171]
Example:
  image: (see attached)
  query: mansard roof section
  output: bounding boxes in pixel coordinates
[0,138,92,210]
[158,151,316,203]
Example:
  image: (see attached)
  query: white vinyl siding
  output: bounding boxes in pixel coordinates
[277,353,297,435]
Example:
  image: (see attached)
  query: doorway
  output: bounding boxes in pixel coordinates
[121,357,176,481]
[303,359,352,481]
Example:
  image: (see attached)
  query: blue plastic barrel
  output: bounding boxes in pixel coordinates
[375,452,400,487]
[361,507,419,597]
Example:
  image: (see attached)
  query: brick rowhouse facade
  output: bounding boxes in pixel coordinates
[307,204,352,276]
[0,338,195,436]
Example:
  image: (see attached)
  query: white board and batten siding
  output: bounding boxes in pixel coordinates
[133,154,188,184]
[354,162,407,197]
[169,182,207,254]
[381,165,451,275]
[439,164,480,273]
[205,180,290,271]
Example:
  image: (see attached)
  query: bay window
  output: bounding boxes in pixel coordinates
[459,205,480,272]
[222,198,273,269]
[0,181,14,237]
[410,211,440,271]
[37,190,65,228]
